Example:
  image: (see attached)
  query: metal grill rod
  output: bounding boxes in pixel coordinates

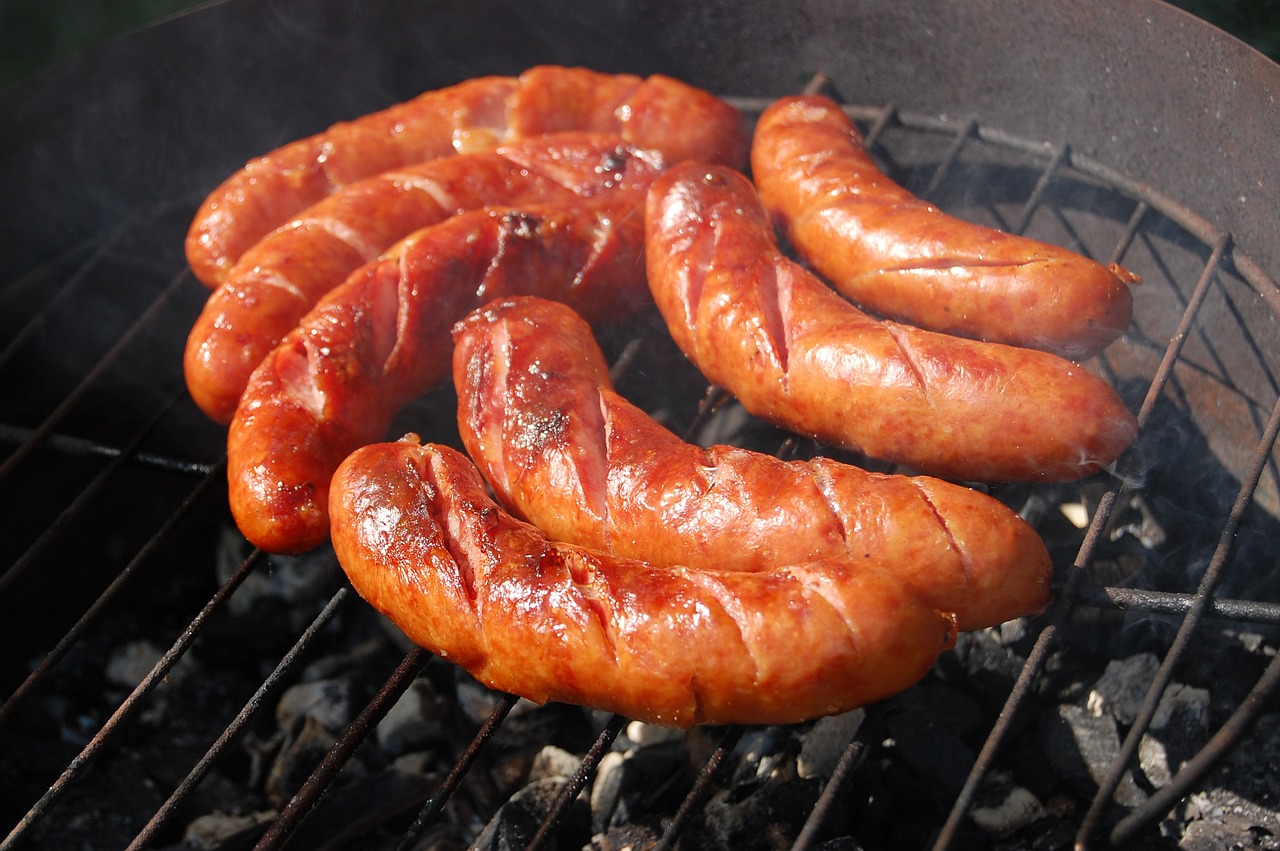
[931,483,1127,851]
[654,725,745,851]
[1109,645,1280,846]
[126,585,353,849]
[0,228,120,372]
[395,692,520,851]
[254,647,433,850]
[0,388,187,600]
[1075,388,1280,848]
[526,713,627,851]
[1074,584,1280,626]
[0,267,190,484]
[0,451,226,726]
[0,422,214,476]
[0,546,264,850]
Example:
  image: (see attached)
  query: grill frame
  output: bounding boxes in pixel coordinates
[3,1,1280,848]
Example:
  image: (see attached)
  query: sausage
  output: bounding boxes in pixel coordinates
[184,134,663,423]
[644,163,1138,483]
[328,438,956,727]
[452,296,1051,631]
[186,66,748,287]
[228,201,648,554]
[751,94,1137,359]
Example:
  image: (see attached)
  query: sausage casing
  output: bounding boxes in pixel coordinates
[644,163,1138,483]
[186,66,747,287]
[228,201,649,554]
[185,134,662,423]
[453,296,1051,631]
[329,439,956,727]
[751,94,1137,359]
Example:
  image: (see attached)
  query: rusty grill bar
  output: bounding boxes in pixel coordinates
[1,88,1278,850]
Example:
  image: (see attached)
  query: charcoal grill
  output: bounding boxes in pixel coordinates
[2,0,1279,848]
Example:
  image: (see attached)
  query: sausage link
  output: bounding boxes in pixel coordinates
[228,202,648,554]
[644,163,1138,483]
[186,66,747,287]
[751,94,1137,359]
[453,296,1051,631]
[185,134,662,423]
[329,439,956,727]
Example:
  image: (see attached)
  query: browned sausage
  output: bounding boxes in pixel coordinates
[228,201,648,554]
[644,163,1138,483]
[751,94,1137,359]
[186,66,748,287]
[328,438,956,727]
[453,296,1052,631]
[185,134,662,423]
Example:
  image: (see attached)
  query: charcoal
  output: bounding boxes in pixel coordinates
[528,744,584,783]
[1138,683,1210,788]
[585,821,663,851]
[284,768,439,850]
[592,740,688,832]
[1039,704,1147,807]
[797,709,865,779]
[265,714,373,809]
[885,688,981,796]
[376,676,450,756]
[624,720,685,748]
[275,678,355,737]
[180,810,275,850]
[969,782,1046,838]
[1087,653,1162,725]
[694,772,823,851]
[105,638,188,690]
[590,751,630,833]
[468,776,591,851]
[729,726,795,786]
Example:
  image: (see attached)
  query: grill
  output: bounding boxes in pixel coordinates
[2,1,1280,849]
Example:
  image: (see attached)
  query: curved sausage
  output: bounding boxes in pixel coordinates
[452,296,1051,632]
[329,438,956,727]
[186,66,748,287]
[185,134,663,423]
[644,163,1138,483]
[751,94,1137,359]
[228,202,648,554]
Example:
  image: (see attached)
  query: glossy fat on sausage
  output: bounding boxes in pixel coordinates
[644,163,1138,483]
[751,94,1137,359]
[228,201,648,554]
[329,439,956,727]
[452,296,1051,631]
[185,134,663,423]
[186,66,748,287]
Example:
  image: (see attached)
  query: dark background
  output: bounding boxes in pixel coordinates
[2,0,1278,91]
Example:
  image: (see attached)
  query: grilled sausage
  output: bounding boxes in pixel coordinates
[329,438,956,727]
[185,134,662,423]
[645,163,1138,483]
[228,201,648,554]
[751,94,1137,359]
[452,296,1051,631]
[186,66,748,287]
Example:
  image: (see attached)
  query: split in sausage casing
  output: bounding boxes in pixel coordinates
[186,66,748,287]
[453,295,1052,631]
[751,94,1137,359]
[329,439,957,728]
[644,163,1139,483]
[185,133,663,423]
[228,199,650,555]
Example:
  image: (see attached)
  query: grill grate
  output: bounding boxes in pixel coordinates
[1,87,1279,850]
